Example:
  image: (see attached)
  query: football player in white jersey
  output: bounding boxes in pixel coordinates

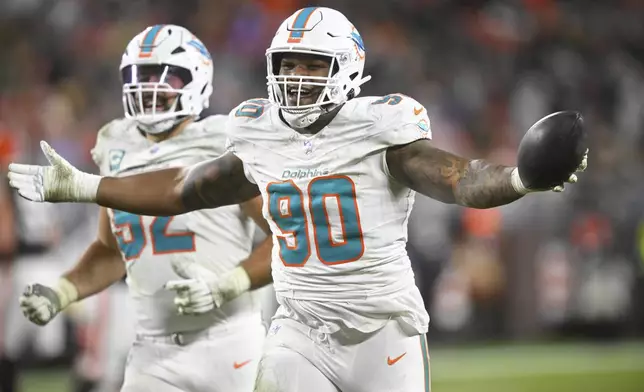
[8,8,588,392]
[13,25,273,392]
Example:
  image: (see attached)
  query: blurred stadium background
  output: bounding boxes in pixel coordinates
[1,0,644,391]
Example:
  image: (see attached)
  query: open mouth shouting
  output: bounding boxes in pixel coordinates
[141,93,174,114]
[286,85,321,106]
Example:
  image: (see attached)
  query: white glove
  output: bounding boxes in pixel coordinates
[511,148,589,195]
[7,141,102,203]
[164,254,251,315]
[19,278,79,326]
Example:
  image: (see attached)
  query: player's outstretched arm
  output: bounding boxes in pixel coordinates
[386,140,522,209]
[99,152,259,215]
[20,207,125,326]
[8,141,259,216]
[178,152,261,213]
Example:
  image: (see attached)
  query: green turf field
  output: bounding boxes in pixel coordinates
[430,342,644,392]
[20,341,644,392]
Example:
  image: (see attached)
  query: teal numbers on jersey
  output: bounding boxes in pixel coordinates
[112,210,146,260]
[267,181,311,265]
[150,216,195,254]
[372,94,403,105]
[309,176,364,264]
[268,175,365,266]
[112,210,195,260]
[235,99,269,119]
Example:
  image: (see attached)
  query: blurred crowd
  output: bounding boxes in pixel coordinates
[1,0,644,375]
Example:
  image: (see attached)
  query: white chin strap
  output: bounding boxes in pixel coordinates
[281,107,324,129]
[131,98,185,134]
[136,117,180,134]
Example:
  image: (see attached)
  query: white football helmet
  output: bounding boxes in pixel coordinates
[120,25,214,134]
[266,7,371,128]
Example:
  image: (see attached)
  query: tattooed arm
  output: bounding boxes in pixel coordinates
[96,153,260,216]
[386,139,522,209]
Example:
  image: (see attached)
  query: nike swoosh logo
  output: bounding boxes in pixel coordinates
[413,106,424,116]
[387,352,407,366]
[233,360,252,369]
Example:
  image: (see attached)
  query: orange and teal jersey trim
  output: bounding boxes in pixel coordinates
[138,25,165,58]
[287,7,318,43]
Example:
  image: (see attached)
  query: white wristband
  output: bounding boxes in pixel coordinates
[510,167,530,195]
[75,174,102,203]
[216,266,252,302]
[53,277,79,310]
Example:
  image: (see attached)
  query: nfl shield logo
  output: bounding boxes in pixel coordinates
[303,140,313,154]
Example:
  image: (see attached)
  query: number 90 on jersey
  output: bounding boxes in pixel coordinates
[267,175,365,266]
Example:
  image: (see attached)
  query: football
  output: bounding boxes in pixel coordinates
[517,111,587,190]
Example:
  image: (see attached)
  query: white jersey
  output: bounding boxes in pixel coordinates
[92,115,260,336]
[226,95,431,336]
